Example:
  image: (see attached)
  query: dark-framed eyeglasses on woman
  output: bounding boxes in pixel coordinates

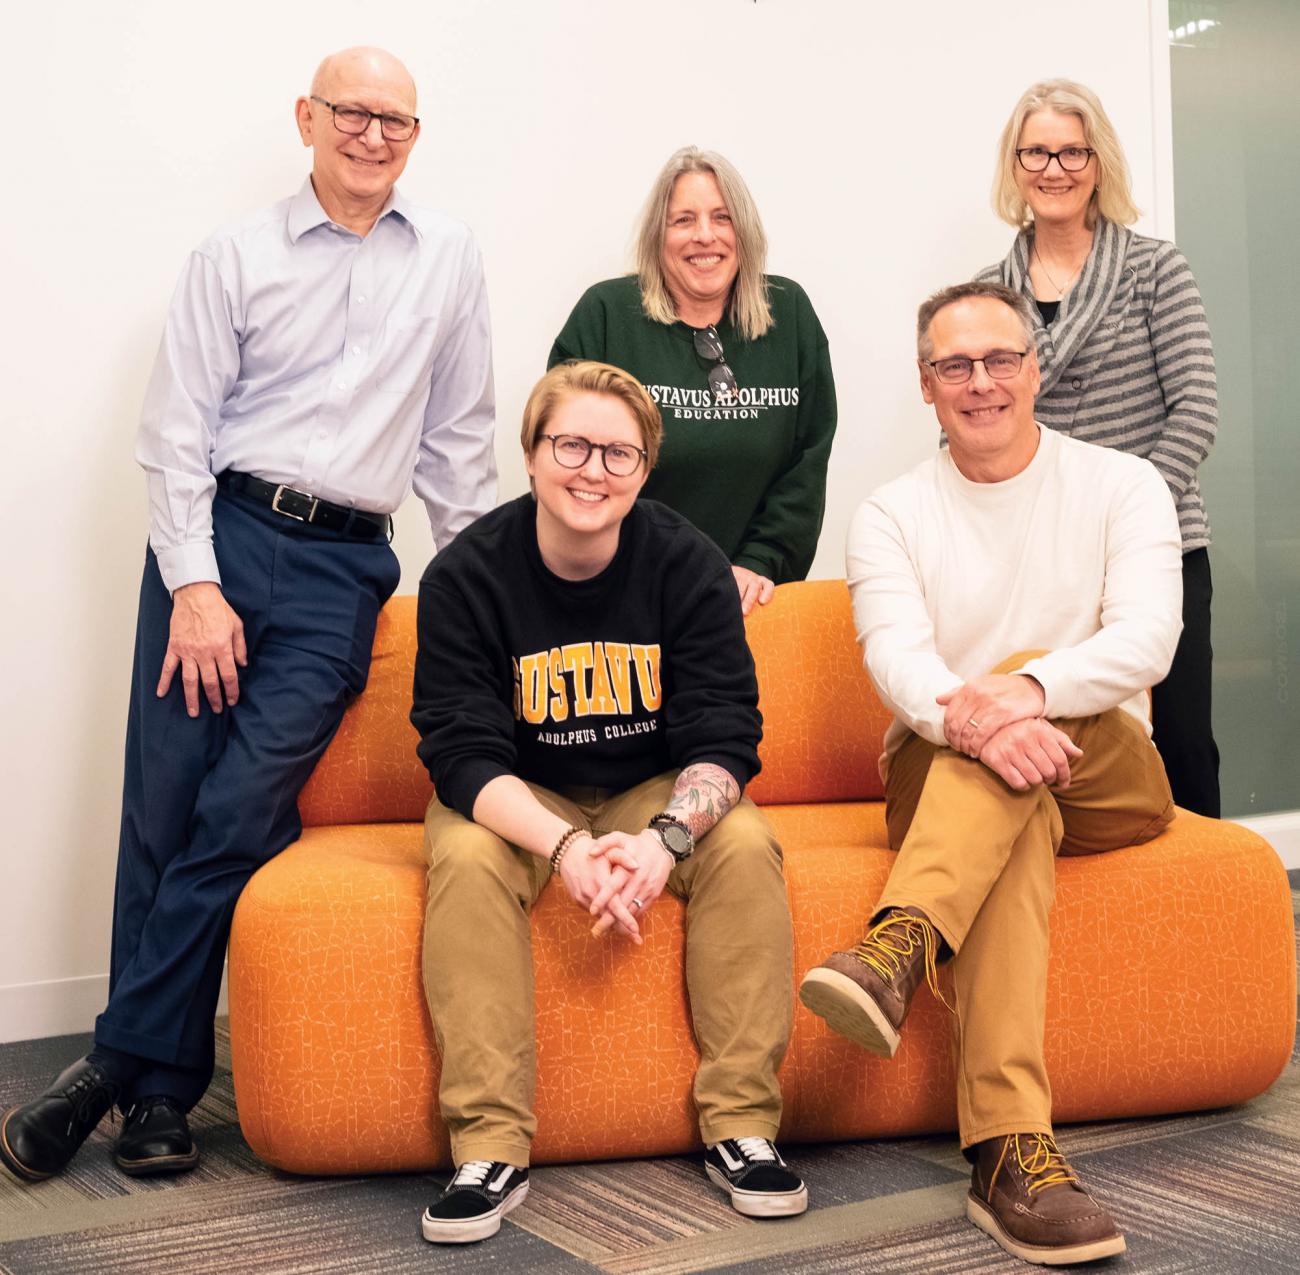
[539,434,648,476]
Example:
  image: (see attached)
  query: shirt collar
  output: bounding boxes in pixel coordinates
[287,176,421,243]
[287,178,331,242]
[385,186,421,238]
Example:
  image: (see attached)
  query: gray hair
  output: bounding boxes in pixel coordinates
[633,146,773,341]
[916,282,1037,360]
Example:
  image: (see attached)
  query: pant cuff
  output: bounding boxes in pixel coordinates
[699,1116,782,1146]
[449,1137,531,1169]
[872,894,964,955]
[94,1017,197,1067]
[959,1117,1054,1154]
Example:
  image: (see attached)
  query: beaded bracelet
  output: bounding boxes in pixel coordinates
[549,825,585,875]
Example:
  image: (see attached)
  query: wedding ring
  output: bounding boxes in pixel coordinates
[967,718,980,729]
[631,898,644,912]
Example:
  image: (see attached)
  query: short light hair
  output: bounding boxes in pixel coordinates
[992,79,1140,229]
[521,361,664,473]
[633,146,773,342]
[916,282,1037,361]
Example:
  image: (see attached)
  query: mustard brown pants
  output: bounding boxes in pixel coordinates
[876,655,1174,1150]
[421,770,794,1168]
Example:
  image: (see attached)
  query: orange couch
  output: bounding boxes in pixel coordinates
[228,580,1296,1175]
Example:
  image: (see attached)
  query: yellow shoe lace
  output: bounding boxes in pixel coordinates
[1013,1133,1080,1195]
[851,911,954,1013]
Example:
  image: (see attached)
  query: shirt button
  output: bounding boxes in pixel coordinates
[1072,377,1083,390]
[351,345,362,355]
[357,295,367,304]
[337,381,347,391]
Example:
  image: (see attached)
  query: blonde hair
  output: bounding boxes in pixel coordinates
[992,79,1140,229]
[633,146,773,341]
[521,361,664,473]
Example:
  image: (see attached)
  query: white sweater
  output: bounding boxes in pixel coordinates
[847,426,1183,769]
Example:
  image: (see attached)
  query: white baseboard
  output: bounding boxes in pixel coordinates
[0,969,228,1046]
[1232,810,1300,871]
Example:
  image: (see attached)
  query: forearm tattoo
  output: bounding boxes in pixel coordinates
[665,763,740,841]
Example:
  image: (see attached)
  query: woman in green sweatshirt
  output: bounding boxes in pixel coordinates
[549,146,837,614]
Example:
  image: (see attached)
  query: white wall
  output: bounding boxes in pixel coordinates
[0,0,1177,1040]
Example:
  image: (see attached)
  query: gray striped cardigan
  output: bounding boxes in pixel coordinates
[976,218,1217,550]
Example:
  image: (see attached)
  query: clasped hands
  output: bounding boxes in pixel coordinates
[557,829,674,945]
[936,672,1082,792]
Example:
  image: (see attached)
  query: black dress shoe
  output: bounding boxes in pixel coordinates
[0,1057,120,1182]
[114,1096,199,1176]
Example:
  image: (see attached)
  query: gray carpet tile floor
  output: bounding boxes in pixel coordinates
[2,870,1297,1273]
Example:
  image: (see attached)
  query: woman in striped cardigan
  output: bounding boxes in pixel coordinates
[977,79,1221,817]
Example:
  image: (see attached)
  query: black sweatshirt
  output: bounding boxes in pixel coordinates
[412,495,763,819]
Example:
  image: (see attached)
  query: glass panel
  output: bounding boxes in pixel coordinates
[1170,0,1300,815]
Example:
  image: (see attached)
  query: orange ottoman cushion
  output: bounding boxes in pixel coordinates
[229,804,1295,1174]
[230,583,1296,1174]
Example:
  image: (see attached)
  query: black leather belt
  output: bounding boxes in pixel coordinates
[217,471,390,540]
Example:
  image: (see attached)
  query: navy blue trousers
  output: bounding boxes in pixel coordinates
[95,490,400,1108]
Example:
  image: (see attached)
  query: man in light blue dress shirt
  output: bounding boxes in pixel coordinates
[0,46,496,1184]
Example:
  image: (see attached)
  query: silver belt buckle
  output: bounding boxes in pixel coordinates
[271,484,319,523]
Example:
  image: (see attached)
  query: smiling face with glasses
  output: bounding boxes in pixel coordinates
[1013,110,1098,230]
[295,50,420,225]
[919,297,1042,483]
[527,392,652,569]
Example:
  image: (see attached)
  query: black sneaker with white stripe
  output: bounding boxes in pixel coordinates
[704,1138,808,1217]
[421,1159,530,1243]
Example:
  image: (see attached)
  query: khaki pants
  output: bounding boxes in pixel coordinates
[877,654,1174,1150]
[421,771,794,1168]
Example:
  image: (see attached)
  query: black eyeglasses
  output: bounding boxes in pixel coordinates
[1015,146,1094,173]
[539,434,647,477]
[693,326,739,402]
[923,350,1029,384]
[310,95,419,142]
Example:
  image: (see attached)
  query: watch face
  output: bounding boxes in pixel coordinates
[653,817,692,858]
[662,823,691,855]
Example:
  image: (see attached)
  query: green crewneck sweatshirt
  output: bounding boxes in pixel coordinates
[548,274,837,583]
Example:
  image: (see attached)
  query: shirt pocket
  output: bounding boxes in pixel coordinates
[377,315,439,395]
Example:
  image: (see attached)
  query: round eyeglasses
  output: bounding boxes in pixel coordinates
[1015,146,1094,173]
[539,434,647,477]
[310,95,419,142]
[924,350,1029,385]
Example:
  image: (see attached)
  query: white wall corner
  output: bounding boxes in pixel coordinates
[1149,0,1176,241]
[1233,811,1300,872]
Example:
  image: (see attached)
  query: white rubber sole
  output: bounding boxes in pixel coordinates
[967,1193,1126,1265]
[421,1180,529,1244]
[705,1162,809,1217]
[798,967,901,1058]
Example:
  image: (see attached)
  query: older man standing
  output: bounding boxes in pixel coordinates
[0,47,495,1182]
[800,282,1181,1266]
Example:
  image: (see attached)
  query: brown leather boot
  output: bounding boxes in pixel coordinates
[967,1133,1125,1265]
[798,906,949,1057]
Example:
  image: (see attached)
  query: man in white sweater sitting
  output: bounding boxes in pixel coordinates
[799,281,1182,1268]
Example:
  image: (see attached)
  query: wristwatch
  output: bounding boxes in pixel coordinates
[648,812,694,862]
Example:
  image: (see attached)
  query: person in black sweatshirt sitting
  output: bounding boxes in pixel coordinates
[411,360,804,1244]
